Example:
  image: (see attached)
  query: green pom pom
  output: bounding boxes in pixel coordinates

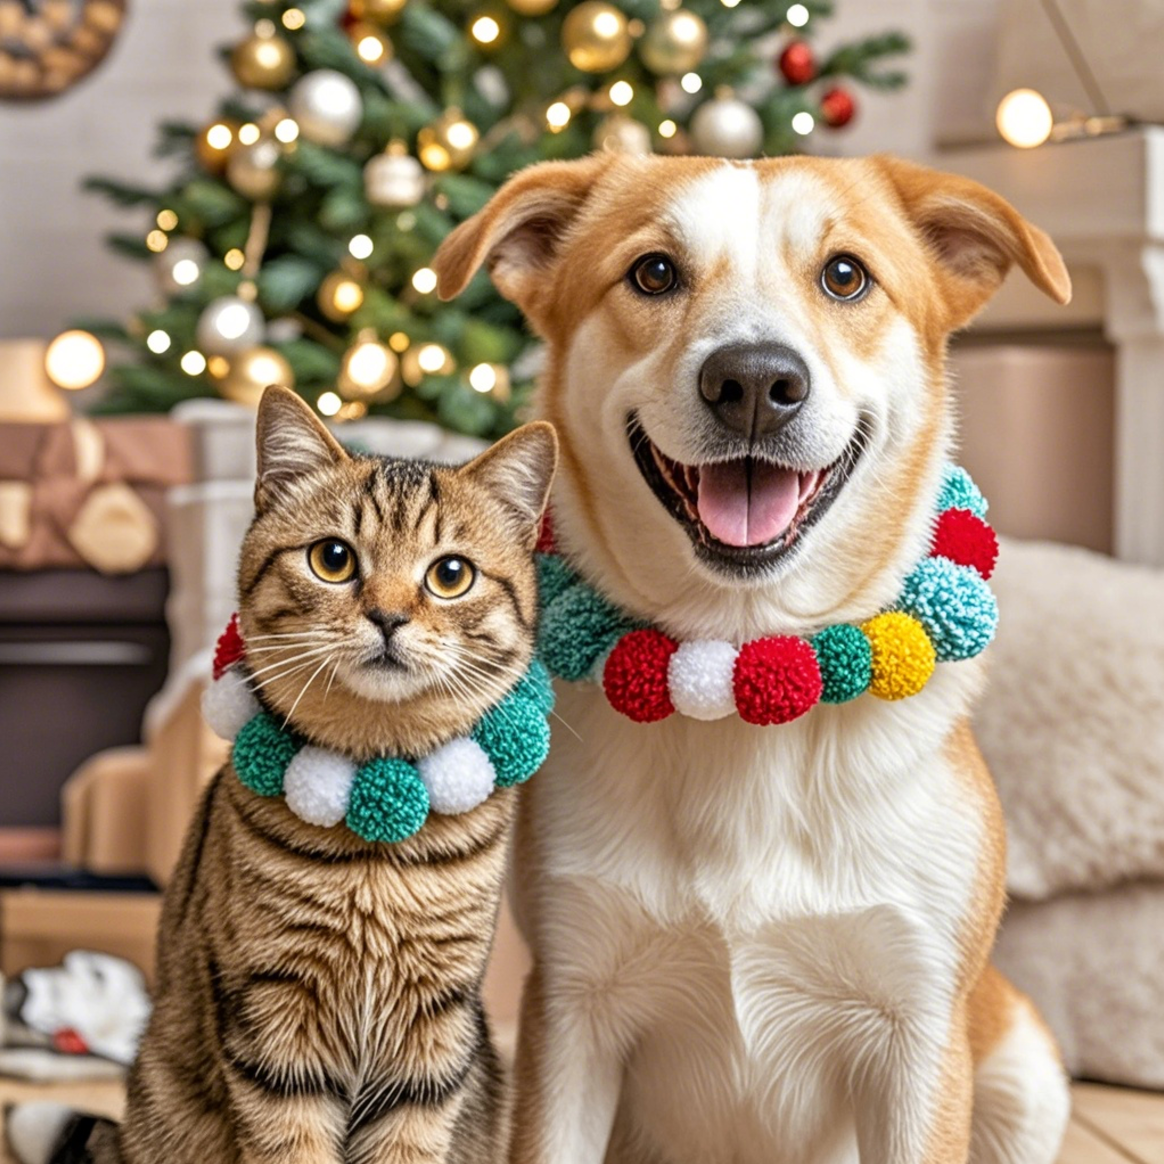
[232,712,299,797]
[511,659,555,717]
[937,464,987,519]
[536,554,577,611]
[347,758,429,843]
[473,693,551,787]
[539,584,639,681]
[812,624,872,704]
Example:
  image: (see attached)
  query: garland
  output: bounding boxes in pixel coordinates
[202,617,554,844]
[536,464,999,726]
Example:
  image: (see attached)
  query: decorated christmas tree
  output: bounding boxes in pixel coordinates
[81,0,908,437]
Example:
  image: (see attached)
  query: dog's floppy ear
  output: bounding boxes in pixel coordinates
[875,156,1071,328]
[433,154,613,327]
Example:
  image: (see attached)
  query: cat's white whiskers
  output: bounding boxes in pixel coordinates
[283,654,334,727]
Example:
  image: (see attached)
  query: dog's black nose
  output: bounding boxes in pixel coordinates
[699,342,810,440]
[367,609,409,646]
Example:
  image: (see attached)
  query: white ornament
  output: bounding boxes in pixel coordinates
[196,296,266,356]
[689,95,764,159]
[289,70,363,146]
[668,639,739,720]
[154,237,208,296]
[284,746,357,827]
[364,148,426,208]
[417,737,496,815]
[201,668,260,741]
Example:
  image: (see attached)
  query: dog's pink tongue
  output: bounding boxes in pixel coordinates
[697,460,801,547]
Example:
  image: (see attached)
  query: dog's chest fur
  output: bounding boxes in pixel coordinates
[517,666,986,1164]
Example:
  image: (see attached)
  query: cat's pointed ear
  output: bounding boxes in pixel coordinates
[254,385,348,511]
[460,422,558,543]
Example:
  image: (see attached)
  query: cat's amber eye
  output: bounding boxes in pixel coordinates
[425,556,475,600]
[308,539,357,583]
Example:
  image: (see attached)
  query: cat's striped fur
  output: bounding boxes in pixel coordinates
[15,387,557,1164]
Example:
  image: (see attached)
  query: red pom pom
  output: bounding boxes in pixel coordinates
[931,509,999,579]
[778,40,816,86]
[536,510,556,554]
[53,1027,89,1056]
[732,636,822,726]
[213,613,245,680]
[603,629,678,723]
[820,87,856,129]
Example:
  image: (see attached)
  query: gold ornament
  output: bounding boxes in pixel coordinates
[226,137,283,200]
[417,109,479,172]
[318,271,365,321]
[218,347,295,408]
[639,8,707,75]
[230,27,296,90]
[593,113,651,154]
[562,2,631,73]
[195,119,242,174]
[350,0,407,25]
[505,0,558,14]
[339,337,399,399]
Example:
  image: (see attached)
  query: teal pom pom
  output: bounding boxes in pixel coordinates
[899,557,998,662]
[937,464,987,519]
[347,758,429,843]
[811,624,872,703]
[511,659,555,717]
[539,584,639,682]
[536,554,577,611]
[473,694,551,787]
[232,712,299,797]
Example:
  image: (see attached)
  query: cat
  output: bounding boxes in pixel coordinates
[7,385,557,1164]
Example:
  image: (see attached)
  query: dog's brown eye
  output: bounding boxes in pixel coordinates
[425,556,475,599]
[630,254,677,296]
[309,539,357,583]
[821,255,869,301]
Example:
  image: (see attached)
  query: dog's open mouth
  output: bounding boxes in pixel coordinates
[628,415,867,571]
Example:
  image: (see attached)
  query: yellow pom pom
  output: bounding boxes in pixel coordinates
[861,612,936,701]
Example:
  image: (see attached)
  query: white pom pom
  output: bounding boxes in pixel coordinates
[417,737,496,815]
[201,669,260,741]
[284,747,356,827]
[668,640,739,720]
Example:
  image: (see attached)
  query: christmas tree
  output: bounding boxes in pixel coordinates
[80,0,908,438]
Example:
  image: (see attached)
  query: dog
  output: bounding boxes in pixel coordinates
[433,152,1072,1164]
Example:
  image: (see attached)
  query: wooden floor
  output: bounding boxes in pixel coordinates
[1,1078,1160,1162]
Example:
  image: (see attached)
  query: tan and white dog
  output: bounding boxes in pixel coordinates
[434,153,1072,1164]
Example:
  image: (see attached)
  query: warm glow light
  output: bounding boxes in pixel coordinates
[720,0,741,7]
[680,72,702,94]
[224,248,246,271]
[411,267,438,294]
[274,117,299,143]
[471,15,500,45]
[171,259,201,287]
[207,355,230,378]
[253,40,283,69]
[156,209,178,230]
[332,278,364,313]
[546,101,571,129]
[791,111,815,135]
[217,304,255,341]
[206,122,233,150]
[594,11,619,36]
[282,7,306,29]
[238,122,261,146]
[45,330,105,391]
[349,233,374,259]
[417,343,450,373]
[658,118,677,138]
[469,363,496,393]
[146,329,172,355]
[609,80,633,107]
[180,350,207,376]
[146,230,169,253]
[996,87,1053,148]
[389,331,410,352]
[318,391,342,416]
[346,342,393,389]
[445,120,477,151]
[786,3,809,27]
[357,33,387,63]
[670,11,704,45]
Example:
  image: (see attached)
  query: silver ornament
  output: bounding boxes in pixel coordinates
[364,148,426,208]
[154,238,208,296]
[690,95,764,159]
[288,69,363,147]
[593,114,652,155]
[196,296,266,356]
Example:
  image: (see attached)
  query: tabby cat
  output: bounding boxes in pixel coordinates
[10,385,557,1164]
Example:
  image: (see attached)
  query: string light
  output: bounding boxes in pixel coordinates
[445,119,477,152]
[417,343,452,373]
[156,209,178,230]
[791,111,815,135]
[318,391,342,416]
[471,15,501,45]
[238,122,261,146]
[206,122,234,151]
[331,277,364,313]
[254,18,276,37]
[180,351,207,376]
[356,31,390,64]
[207,355,230,378]
[146,329,172,354]
[659,119,677,138]
[349,234,374,259]
[469,363,496,393]
[546,101,571,130]
[44,330,105,391]
[720,0,741,6]
[274,117,299,143]
[282,7,306,29]
[680,72,702,94]
[389,331,410,352]
[411,267,438,294]
[609,80,633,107]
[786,4,809,27]
[146,230,169,253]
[996,88,1053,148]
[224,248,246,271]
[171,259,201,287]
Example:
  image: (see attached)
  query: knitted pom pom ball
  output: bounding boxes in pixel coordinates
[213,613,245,680]
[861,612,936,700]
[899,557,999,662]
[536,554,576,610]
[811,623,872,704]
[512,658,555,718]
[201,668,260,741]
[937,464,987,519]
[418,737,496,814]
[667,640,739,721]
[540,583,638,682]
[284,746,355,827]
[473,693,551,786]
[931,508,999,579]
[346,757,429,843]
[233,712,300,797]
[603,629,678,723]
[732,636,823,726]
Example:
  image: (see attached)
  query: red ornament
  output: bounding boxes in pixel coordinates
[53,1027,90,1056]
[213,613,246,680]
[778,40,816,86]
[536,510,556,555]
[931,509,999,579]
[603,629,679,723]
[820,86,856,129]
[732,636,822,726]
